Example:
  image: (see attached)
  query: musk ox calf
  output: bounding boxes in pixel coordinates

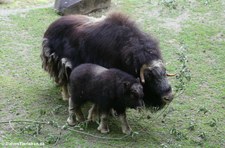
[67,64,144,134]
[41,12,174,109]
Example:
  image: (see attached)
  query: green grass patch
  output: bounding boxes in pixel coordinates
[0,0,225,147]
[0,0,54,9]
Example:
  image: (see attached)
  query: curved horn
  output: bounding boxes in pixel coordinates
[140,64,150,83]
[166,73,176,77]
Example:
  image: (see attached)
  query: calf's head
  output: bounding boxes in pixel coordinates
[123,81,144,109]
[140,60,174,109]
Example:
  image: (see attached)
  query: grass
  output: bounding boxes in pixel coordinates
[0,0,225,147]
[0,0,53,9]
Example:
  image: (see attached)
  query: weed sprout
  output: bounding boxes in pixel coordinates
[174,45,191,97]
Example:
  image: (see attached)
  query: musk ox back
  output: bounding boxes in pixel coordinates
[67,64,144,134]
[41,12,174,109]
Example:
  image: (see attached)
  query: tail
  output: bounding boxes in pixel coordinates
[41,38,72,86]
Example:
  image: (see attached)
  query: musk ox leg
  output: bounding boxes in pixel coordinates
[97,113,109,134]
[61,84,70,101]
[60,58,72,101]
[87,104,98,122]
[74,106,85,122]
[110,109,118,117]
[67,98,76,126]
[67,98,85,125]
[119,113,132,135]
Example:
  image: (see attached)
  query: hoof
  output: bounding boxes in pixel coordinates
[67,117,76,126]
[122,127,132,135]
[97,126,109,134]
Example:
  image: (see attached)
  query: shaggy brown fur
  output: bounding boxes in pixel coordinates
[41,12,173,108]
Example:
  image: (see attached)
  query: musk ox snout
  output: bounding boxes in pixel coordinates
[156,76,173,105]
[161,86,173,104]
[162,92,174,103]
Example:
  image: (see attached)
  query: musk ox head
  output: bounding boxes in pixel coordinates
[140,60,174,109]
[123,81,144,109]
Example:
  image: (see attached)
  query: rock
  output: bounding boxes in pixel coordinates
[54,0,111,15]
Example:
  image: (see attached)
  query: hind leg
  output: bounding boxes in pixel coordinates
[67,97,85,126]
[119,113,132,135]
[97,112,109,134]
[67,97,76,126]
[61,57,72,101]
[74,105,85,122]
[87,104,98,122]
[61,84,70,101]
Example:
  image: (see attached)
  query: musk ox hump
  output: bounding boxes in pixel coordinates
[91,65,107,76]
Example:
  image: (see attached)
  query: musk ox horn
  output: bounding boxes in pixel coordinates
[140,64,150,83]
[166,73,176,77]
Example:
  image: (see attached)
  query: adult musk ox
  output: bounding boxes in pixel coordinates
[67,64,144,134]
[41,12,174,109]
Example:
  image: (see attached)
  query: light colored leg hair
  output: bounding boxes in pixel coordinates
[67,98,76,126]
[67,97,85,126]
[97,113,109,134]
[110,109,118,117]
[119,113,132,135]
[74,106,85,122]
[87,104,98,122]
[61,84,70,101]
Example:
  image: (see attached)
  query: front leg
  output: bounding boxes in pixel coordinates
[97,113,109,134]
[119,113,132,135]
